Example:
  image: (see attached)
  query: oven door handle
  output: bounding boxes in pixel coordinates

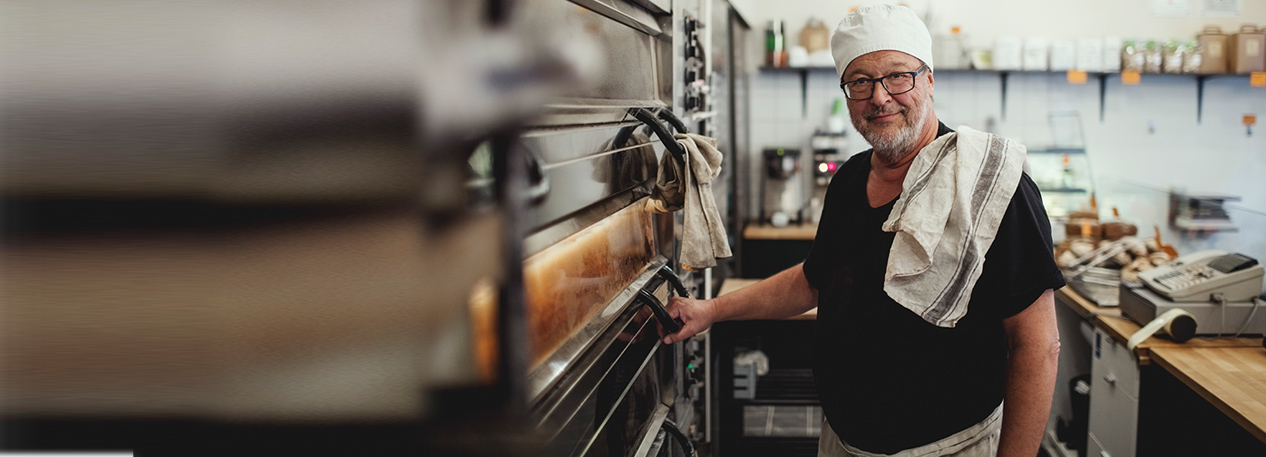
[656,265,690,299]
[660,418,695,456]
[636,288,683,335]
[656,108,689,135]
[524,148,550,204]
[613,124,639,149]
[631,404,696,457]
[628,108,687,166]
[637,266,689,335]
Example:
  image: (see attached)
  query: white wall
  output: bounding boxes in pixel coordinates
[740,0,1266,262]
[747,69,1266,261]
[750,0,1266,51]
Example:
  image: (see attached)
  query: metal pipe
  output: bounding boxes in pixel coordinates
[492,131,530,413]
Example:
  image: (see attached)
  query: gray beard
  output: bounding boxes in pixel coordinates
[855,102,930,163]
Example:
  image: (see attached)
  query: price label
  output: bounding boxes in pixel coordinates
[1251,72,1266,87]
[1067,70,1088,84]
[1122,71,1141,85]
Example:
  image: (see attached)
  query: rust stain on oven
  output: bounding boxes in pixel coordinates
[522,205,657,367]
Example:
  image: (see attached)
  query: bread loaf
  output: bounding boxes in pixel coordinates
[1064,219,1102,242]
[1102,222,1137,240]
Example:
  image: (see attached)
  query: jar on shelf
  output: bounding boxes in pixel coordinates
[1121,40,1145,72]
[1182,39,1202,74]
[1162,39,1183,73]
[1143,40,1163,73]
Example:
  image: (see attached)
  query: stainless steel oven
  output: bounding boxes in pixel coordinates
[513,96,701,457]
[501,1,708,455]
[0,1,716,455]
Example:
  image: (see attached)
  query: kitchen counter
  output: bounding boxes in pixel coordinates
[1149,346,1266,444]
[1056,287,1266,446]
[742,223,818,241]
[739,223,817,278]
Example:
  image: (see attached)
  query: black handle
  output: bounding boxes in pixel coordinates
[629,108,687,166]
[657,109,689,135]
[524,150,550,204]
[637,289,683,335]
[661,418,695,456]
[657,265,690,298]
[612,125,638,149]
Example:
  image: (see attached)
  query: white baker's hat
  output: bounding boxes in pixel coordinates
[829,4,933,80]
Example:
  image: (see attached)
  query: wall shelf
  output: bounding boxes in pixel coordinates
[1040,187,1091,194]
[757,67,1261,124]
[1029,148,1087,155]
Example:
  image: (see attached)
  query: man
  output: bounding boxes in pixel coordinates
[661,5,1064,457]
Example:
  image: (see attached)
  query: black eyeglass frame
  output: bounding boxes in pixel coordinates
[839,65,929,101]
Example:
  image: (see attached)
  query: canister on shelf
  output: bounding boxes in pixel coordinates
[1103,36,1123,72]
[800,18,830,54]
[1197,26,1229,74]
[1023,37,1050,71]
[1229,24,1265,74]
[1077,38,1104,72]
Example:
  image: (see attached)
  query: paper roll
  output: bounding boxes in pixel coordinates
[1128,308,1197,351]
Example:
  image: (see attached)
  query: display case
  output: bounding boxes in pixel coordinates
[1026,112,1096,244]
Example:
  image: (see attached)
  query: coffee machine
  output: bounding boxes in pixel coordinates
[807,131,848,224]
[761,147,803,226]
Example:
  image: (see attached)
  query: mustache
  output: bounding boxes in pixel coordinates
[864,107,906,120]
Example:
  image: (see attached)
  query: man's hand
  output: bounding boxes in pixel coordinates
[660,296,718,344]
[655,263,818,345]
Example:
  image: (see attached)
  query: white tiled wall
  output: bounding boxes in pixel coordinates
[746,69,1266,261]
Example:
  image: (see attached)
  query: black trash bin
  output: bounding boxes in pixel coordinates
[1056,373,1091,455]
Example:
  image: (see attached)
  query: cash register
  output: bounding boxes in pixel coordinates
[1119,250,1266,341]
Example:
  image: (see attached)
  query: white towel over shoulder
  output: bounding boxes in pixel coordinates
[882,126,1027,328]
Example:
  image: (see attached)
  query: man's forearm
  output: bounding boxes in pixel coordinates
[997,342,1059,456]
[712,263,818,322]
[997,290,1060,457]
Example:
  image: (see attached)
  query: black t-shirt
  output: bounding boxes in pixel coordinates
[803,123,1066,454]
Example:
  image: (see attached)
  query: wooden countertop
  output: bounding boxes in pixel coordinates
[1058,286,1266,444]
[742,223,818,241]
[1149,346,1266,444]
[716,278,817,320]
[1055,287,1261,365]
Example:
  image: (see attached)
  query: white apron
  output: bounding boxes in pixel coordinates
[817,403,1003,457]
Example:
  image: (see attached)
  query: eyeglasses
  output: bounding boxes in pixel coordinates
[839,65,928,100]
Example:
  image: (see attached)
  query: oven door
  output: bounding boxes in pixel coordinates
[530,266,693,457]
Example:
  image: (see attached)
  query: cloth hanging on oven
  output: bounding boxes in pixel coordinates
[594,132,658,192]
[643,132,684,214]
[674,134,732,270]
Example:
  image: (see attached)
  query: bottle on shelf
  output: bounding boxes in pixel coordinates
[765,21,788,67]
